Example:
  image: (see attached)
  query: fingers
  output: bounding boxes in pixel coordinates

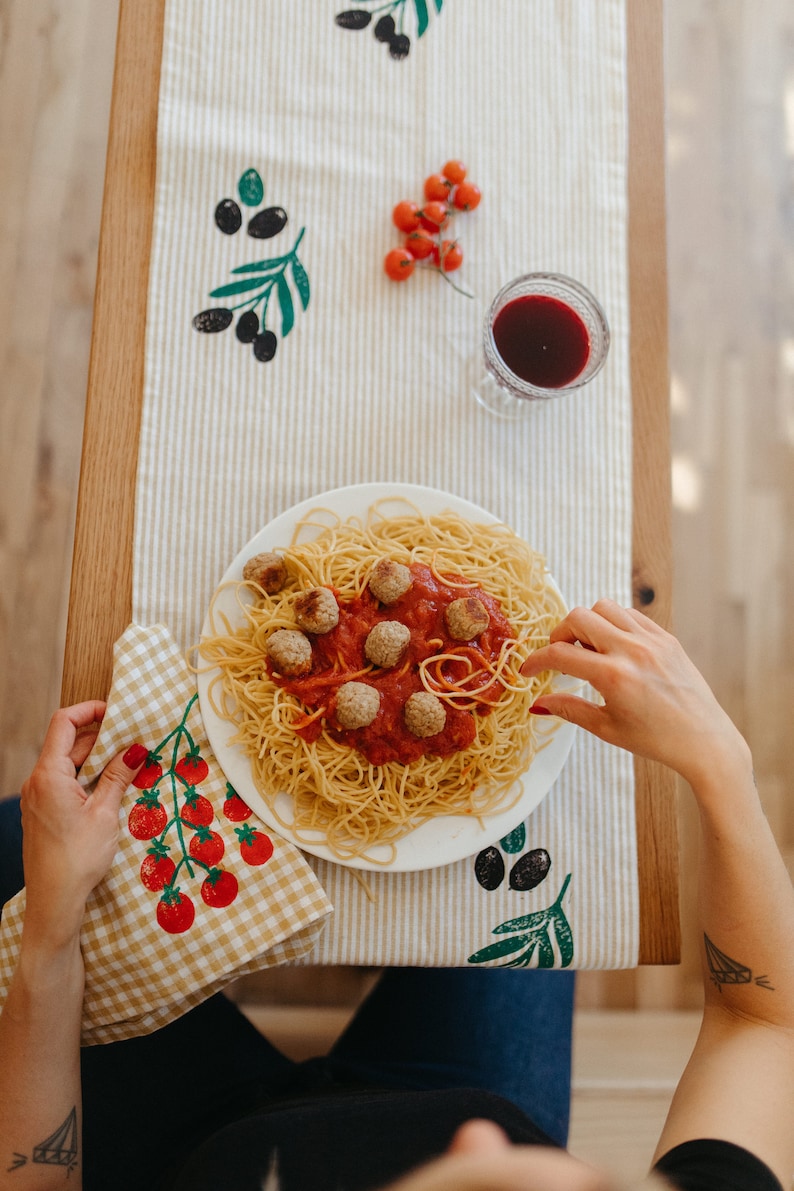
[549,600,638,648]
[521,640,607,684]
[447,1120,511,1157]
[91,748,145,812]
[39,702,107,763]
[71,727,101,770]
[529,693,608,737]
[521,600,659,680]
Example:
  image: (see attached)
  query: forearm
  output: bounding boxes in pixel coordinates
[0,932,84,1191]
[690,746,794,1026]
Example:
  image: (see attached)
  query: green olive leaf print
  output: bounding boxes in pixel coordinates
[291,258,311,311]
[277,273,294,337]
[499,822,526,854]
[467,874,574,969]
[414,0,429,37]
[238,168,264,207]
[209,276,275,299]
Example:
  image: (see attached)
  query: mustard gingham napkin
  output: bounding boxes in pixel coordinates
[0,624,332,1045]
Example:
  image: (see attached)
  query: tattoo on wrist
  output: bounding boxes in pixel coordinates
[704,933,774,991]
[7,1106,78,1175]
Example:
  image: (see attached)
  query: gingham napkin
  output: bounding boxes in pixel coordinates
[0,625,332,1045]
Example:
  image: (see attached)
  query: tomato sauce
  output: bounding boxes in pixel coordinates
[269,563,516,766]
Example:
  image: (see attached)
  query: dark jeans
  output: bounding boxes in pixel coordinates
[0,795,575,1188]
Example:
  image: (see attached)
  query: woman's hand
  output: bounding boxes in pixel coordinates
[521,599,750,788]
[20,702,145,948]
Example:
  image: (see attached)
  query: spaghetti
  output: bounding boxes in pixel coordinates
[198,501,566,862]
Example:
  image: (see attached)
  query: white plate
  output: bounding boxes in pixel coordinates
[197,483,575,871]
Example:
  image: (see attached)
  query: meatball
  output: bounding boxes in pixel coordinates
[404,691,447,738]
[365,620,411,668]
[242,551,288,594]
[266,629,312,676]
[335,682,380,730]
[294,587,339,634]
[445,596,490,641]
[368,557,412,605]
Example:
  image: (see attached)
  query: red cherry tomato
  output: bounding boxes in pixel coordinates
[156,891,195,934]
[201,869,239,908]
[419,201,449,231]
[424,174,450,202]
[438,240,463,272]
[384,248,415,281]
[404,230,436,260]
[442,159,467,185]
[392,200,420,233]
[453,181,481,211]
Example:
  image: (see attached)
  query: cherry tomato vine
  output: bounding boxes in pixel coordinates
[384,161,481,297]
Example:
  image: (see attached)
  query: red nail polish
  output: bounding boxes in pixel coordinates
[529,703,552,716]
[123,743,149,769]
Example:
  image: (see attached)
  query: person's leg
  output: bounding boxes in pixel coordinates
[0,796,24,911]
[81,993,295,1191]
[327,967,575,1146]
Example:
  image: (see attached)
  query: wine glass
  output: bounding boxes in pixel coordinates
[473,272,610,418]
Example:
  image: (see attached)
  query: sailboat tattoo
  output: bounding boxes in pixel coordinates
[704,934,774,991]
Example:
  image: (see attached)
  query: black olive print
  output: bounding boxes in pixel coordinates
[192,308,234,333]
[214,199,242,235]
[389,33,411,59]
[247,206,289,240]
[374,15,396,41]
[509,849,551,892]
[474,846,506,892]
[335,10,373,29]
[253,331,278,362]
[235,311,260,343]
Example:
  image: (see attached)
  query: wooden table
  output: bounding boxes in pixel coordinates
[62,0,678,966]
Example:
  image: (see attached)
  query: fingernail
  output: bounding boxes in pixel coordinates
[529,703,552,716]
[123,743,149,768]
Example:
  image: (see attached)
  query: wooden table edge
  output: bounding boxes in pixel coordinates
[61,0,165,708]
[628,0,681,964]
[61,0,680,964]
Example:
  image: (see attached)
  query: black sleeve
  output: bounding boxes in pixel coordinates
[654,1139,784,1191]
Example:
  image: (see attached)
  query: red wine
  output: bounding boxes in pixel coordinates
[492,295,591,389]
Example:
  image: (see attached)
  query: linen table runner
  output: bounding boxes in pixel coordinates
[135,0,638,968]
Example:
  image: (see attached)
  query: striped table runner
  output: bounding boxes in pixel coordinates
[134,0,637,969]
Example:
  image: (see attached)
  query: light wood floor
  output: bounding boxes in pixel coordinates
[2,0,793,1179]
